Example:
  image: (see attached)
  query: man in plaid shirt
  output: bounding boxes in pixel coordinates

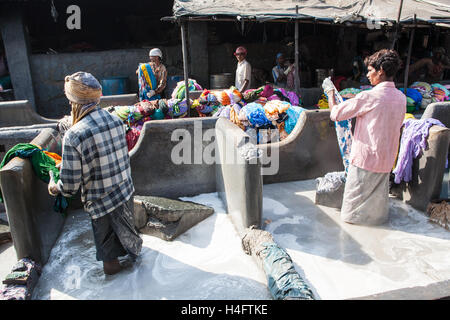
[48,72,142,275]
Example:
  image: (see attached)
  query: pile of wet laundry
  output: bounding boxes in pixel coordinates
[316,81,450,113]
[107,81,304,150]
[0,258,41,300]
[211,84,304,144]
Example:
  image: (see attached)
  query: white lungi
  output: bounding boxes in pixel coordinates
[341,163,390,225]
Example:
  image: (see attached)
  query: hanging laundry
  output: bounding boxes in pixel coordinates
[0,143,69,214]
[326,81,354,173]
[284,106,305,134]
[392,118,446,184]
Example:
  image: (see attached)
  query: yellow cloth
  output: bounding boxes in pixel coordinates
[141,64,154,90]
[317,94,329,109]
[404,113,415,120]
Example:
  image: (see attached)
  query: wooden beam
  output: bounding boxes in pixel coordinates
[180,22,191,117]
[403,14,417,92]
[295,5,300,95]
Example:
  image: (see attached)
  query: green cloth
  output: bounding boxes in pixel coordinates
[0,143,68,214]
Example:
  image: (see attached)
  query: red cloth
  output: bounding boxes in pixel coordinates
[126,128,141,151]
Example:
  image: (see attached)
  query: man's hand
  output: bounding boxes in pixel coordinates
[48,171,59,196]
[146,90,156,98]
[322,77,335,96]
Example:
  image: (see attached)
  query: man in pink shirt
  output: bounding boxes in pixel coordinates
[325,49,406,225]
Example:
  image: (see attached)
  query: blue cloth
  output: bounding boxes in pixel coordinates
[284,106,305,134]
[242,103,271,128]
[261,242,315,300]
[138,63,160,101]
[399,88,422,110]
[393,118,446,184]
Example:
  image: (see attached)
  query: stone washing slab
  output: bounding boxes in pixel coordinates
[134,196,214,241]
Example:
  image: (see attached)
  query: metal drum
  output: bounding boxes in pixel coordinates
[210,73,234,89]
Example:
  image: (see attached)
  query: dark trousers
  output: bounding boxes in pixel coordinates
[91,196,143,262]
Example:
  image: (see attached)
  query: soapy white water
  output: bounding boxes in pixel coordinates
[262,180,450,300]
[2,179,449,300]
[32,193,271,300]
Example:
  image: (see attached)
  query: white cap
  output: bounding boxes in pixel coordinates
[149,48,162,58]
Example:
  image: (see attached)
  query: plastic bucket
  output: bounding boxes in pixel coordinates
[100,77,129,96]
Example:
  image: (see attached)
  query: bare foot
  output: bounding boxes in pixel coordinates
[103,259,123,275]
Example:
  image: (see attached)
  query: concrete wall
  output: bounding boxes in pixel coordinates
[30,46,183,118]
[129,117,219,198]
[0,6,36,109]
[215,118,263,236]
[0,128,65,265]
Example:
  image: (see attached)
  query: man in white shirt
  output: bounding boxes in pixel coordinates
[234,46,251,93]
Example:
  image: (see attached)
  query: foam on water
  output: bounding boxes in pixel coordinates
[32,193,271,300]
[262,180,450,299]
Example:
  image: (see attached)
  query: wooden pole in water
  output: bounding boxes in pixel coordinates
[295,5,300,95]
[181,21,191,117]
[403,14,416,93]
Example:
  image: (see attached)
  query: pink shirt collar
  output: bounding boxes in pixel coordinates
[373,81,396,88]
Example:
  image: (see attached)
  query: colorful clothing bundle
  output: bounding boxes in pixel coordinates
[215,103,245,130]
[264,100,291,121]
[0,258,41,300]
[138,63,160,101]
[284,106,305,134]
[392,118,446,184]
[192,89,221,116]
[243,85,301,106]
[171,79,202,100]
[214,86,242,106]
[0,143,69,214]
[431,83,450,102]
[167,98,190,118]
[339,87,362,100]
[239,103,272,128]
[109,99,178,151]
[398,88,423,113]
[409,81,450,110]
